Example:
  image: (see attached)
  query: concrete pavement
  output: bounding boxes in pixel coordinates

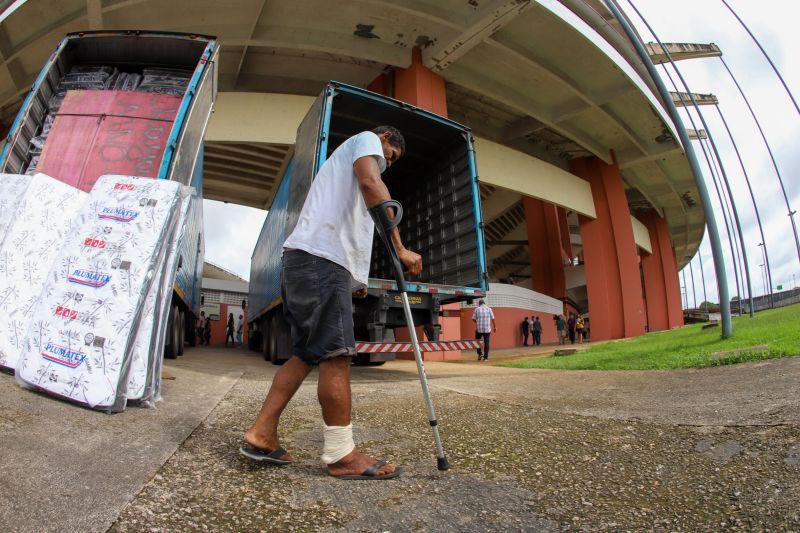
[1,345,798,532]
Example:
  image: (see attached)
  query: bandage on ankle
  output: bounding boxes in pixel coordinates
[321,423,355,464]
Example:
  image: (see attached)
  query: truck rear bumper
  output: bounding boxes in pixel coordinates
[355,340,482,354]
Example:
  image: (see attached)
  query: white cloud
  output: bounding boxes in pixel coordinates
[629,0,800,299]
[202,199,267,281]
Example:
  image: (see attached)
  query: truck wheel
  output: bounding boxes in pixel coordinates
[261,318,271,361]
[352,355,385,366]
[268,314,280,365]
[177,309,185,356]
[276,313,292,365]
[186,313,197,347]
[164,304,180,359]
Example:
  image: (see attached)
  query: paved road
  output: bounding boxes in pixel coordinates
[1,347,798,532]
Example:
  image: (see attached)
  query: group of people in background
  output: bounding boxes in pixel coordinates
[520,316,543,346]
[195,311,245,347]
[555,313,586,345]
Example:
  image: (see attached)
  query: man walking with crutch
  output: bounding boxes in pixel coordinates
[240,126,421,480]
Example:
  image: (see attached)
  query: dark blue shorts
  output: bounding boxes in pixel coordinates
[281,249,356,365]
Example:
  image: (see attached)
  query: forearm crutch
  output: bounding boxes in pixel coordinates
[369,200,449,471]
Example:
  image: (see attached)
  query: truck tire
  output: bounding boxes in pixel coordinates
[164,304,180,359]
[177,309,185,356]
[268,314,280,365]
[276,313,292,365]
[186,313,197,347]
[266,318,272,361]
[352,355,386,366]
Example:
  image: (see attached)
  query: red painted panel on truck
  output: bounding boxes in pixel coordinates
[37,90,180,191]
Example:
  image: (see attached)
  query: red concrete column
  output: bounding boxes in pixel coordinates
[371,47,453,360]
[392,48,448,116]
[523,196,567,298]
[570,157,645,340]
[367,73,391,97]
[639,210,684,331]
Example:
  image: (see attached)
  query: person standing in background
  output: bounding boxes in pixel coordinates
[520,316,530,346]
[472,300,497,361]
[197,311,206,345]
[556,314,567,345]
[236,314,244,346]
[567,313,577,345]
[226,312,235,346]
[532,316,542,346]
[576,315,585,344]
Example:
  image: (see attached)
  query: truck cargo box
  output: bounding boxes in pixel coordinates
[249,82,487,363]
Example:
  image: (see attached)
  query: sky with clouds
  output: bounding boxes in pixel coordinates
[627,0,800,305]
[203,0,800,308]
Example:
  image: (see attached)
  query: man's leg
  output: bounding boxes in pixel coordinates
[318,356,396,477]
[483,333,491,360]
[244,355,313,458]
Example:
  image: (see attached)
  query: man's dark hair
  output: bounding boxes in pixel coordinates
[372,125,406,156]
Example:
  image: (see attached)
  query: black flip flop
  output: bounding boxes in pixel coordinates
[239,444,294,465]
[332,459,402,480]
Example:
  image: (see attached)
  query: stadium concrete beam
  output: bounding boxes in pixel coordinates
[206,93,315,145]
[227,26,411,69]
[631,215,652,254]
[86,0,102,30]
[443,63,613,163]
[422,0,534,72]
[231,0,268,88]
[670,91,718,107]
[474,137,596,219]
[646,42,722,65]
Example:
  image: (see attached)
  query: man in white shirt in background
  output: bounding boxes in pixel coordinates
[241,126,421,480]
[472,299,497,361]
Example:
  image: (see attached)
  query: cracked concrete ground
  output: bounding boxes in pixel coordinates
[2,347,799,532]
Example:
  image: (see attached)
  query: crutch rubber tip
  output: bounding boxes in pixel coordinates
[437,456,450,471]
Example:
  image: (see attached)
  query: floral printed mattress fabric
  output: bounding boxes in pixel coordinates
[0,173,88,372]
[13,174,186,412]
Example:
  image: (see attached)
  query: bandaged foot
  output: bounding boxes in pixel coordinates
[321,423,356,464]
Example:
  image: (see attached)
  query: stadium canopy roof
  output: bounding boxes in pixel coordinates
[0,0,704,266]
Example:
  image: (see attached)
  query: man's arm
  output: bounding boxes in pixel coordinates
[354,155,422,275]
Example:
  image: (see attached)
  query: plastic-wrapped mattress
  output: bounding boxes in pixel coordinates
[0,174,32,245]
[126,188,192,405]
[0,174,88,371]
[15,175,182,412]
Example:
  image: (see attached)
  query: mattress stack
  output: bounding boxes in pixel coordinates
[126,189,192,406]
[14,175,188,412]
[0,173,88,372]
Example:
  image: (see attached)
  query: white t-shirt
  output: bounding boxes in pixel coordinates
[283,131,386,289]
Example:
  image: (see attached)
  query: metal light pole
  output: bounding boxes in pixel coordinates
[652,56,753,319]
[698,248,708,308]
[681,269,689,309]
[609,0,732,337]
[757,242,772,305]
[689,260,698,309]
[713,103,766,316]
[695,134,742,311]
[701,136,746,314]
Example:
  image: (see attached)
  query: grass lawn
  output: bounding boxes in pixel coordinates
[500,303,800,370]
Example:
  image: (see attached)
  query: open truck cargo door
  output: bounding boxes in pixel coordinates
[249,81,488,364]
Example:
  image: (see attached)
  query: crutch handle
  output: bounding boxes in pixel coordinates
[369,199,406,293]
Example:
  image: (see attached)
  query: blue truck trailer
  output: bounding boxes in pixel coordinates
[248,81,488,364]
[0,30,218,358]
